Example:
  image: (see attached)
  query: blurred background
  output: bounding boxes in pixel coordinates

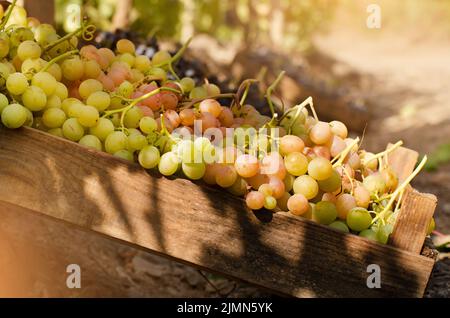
[2,0,449,297]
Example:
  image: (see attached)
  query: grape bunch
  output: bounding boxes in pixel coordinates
[0,2,434,244]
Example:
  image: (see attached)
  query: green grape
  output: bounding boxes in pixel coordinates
[313,201,338,225]
[152,50,171,65]
[78,105,99,128]
[127,128,142,135]
[46,63,62,82]
[124,106,144,128]
[293,175,319,200]
[0,33,10,58]
[182,162,206,180]
[6,72,29,95]
[0,63,11,86]
[189,86,207,100]
[227,177,248,196]
[61,57,84,81]
[128,133,147,152]
[54,83,68,101]
[134,55,151,72]
[329,221,350,233]
[32,72,57,96]
[67,103,84,118]
[363,173,386,195]
[109,113,121,127]
[47,36,70,59]
[139,116,157,134]
[138,145,160,169]
[79,135,102,151]
[346,207,372,232]
[7,6,28,28]
[317,169,342,192]
[89,118,115,142]
[0,93,9,113]
[203,83,221,96]
[180,77,195,93]
[47,128,64,138]
[86,91,110,111]
[283,174,294,192]
[21,58,45,77]
[284,152,308,176]
[22,86,47,111]
[158,152,180,176]
[79,79,103,100]
[1,104,27,128]
[119,53,135,67]
[114,150,134,162]
[147,67,167,81]
[376,224,393,244]
[308,157,333,181]
[17,40,42,60]
[62,118,85,141]
[34,24,57,45]
[61,98,81,114]
[359,229,377,241]
[42,108,66,128]
[105,131,128,154]
[46,95,62,109]
[9,27,34,47]
[117,80,133,98]
[264,196,277,210]
[83,60,101,79]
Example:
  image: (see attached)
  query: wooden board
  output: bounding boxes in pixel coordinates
[0,126,435,297]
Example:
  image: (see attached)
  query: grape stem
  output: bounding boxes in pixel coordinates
[371,155,428,224]
[278,96,313,123]
[265,71,285,117]
[361,141,403,167]
[153,37,193,68]
[0,0,17,31]
[44,21,96,52]
[41,50,79,72]
[332,137,360,167]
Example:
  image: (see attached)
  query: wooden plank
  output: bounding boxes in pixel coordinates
[389,191,437,254]
[387,144,419,183]
[0,126,435,297]
[23,0,55,25]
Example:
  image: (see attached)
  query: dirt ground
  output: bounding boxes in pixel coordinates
[1,2,449,298]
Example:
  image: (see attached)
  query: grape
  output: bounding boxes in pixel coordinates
[189,86,207,100]
[164,109,181,127]
[117,81,134,98]
[147,67,167,81]
[329,221,350,233]
[61,57,84,81]
[1,104,27,128]
[203,83,221,96]
[234,154,259,178]
[0,93,9,113]
[215,164,238,188]
[128,133,148,152]
[34,23,57,45]
[308,157,333,181]
[6,72,29,95]
[0,33,10,58]
[180,77,195,93]
[86,91,111,111]
[42,108,66,128]
[123,106,144,129]
[0,63,11,86]
[363,173,386,195]
[269,177,285,199]
[46,95,62,109]
[309,121,332,145]
[277,192,291,211]
[317,169,342,192]
[218,106,234,127]
[313,146,331,160]
[79,135,102,151]
[203,163,218,185]
[359,229,377,241]
[279,135,305,156]
[67,103,84,118]
[182,162,206,180]
[32,72,57,96]
[381,167,399,192]
[9,27,34,46]
[227,177,248,196]
[246,172,269,190]
[376,224,393,244]
[287,194,309,216]
[114,150,134,162]
[198,112,217,132]
[354,184,371,208]
[7,5,28,27]
[134,55,151,72]
[199,99,222,118]
[84,60,102,79]
[293,175,319,200]
[313,201,338,225]
[261,152,286,179]
[139,116,157,134]
[79,79,103,100]
[329,135,346,158]
[62,118,85,141]
[322,192,337,203]
[179,108,195,126]
[330,120,348,139]
[158,152,180,176]
[245,191,265,210]
[20,58,45,76]
[22,86,47,111]
[47,128,64,137]
[152,50,171,65]
[120,53,135,68]
[105,131,128,154]
[264,196,277,210]
[361,151,378,170]
[283,174,294,192]
[17,40,41,60]
[258,184,273,197]
[78,105,99,128]
[346,207,372,232]
[284,152,308,176]
[335,193,357,220]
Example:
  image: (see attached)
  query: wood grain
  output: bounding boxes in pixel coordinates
[387,144,419,184]
[0,126,435,297]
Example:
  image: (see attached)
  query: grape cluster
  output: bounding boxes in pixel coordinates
[0,2,434,244]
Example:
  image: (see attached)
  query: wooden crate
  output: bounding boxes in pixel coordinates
[0,126,437,297]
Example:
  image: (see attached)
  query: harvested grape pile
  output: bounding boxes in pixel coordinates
[0,2,435,244]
